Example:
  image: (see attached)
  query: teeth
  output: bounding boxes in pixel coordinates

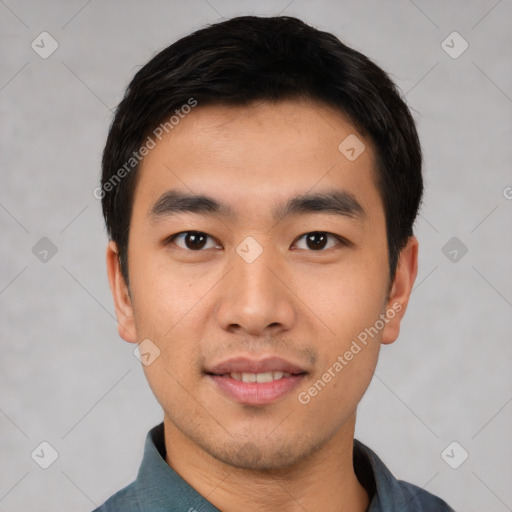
[256,372,274,383]
[229,371,291,382]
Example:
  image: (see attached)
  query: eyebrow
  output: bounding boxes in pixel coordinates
[149,188,365,223]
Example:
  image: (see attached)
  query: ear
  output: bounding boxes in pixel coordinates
[381,236,419,345]
[106,240,138,343]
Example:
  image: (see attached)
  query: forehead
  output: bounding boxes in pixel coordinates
[133,99,382,223]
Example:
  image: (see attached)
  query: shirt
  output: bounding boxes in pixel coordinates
[93,423,455,511]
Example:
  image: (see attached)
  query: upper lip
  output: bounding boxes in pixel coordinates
[206,356,307,375]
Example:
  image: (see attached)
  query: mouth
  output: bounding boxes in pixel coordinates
[218,371,296,382]
[205,356,308,406]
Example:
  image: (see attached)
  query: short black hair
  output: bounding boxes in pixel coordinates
[101,15,422,285]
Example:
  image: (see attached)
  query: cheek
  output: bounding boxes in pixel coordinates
[298,289,382,418]
[293,257,388,335]
[130,253,210,335]
[128,257,216,385]
[290,254,388,402]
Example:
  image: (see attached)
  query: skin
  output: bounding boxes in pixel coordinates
[107,99,418,512]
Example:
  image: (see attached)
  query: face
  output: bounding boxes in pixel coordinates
[107,99,417,470]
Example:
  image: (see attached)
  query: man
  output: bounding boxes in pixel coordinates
[94,15,455,511]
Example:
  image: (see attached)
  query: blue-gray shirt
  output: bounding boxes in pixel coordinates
[93,423,455,511]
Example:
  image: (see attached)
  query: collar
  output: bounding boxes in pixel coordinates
[131,423,452,512]
[134,423,218,511]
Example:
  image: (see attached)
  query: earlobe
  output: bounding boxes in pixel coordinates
[106,241,138,343]
[381,236,419,345]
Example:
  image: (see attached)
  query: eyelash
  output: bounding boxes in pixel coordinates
[164,231,350,252]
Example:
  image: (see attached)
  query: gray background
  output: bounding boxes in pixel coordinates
[1,0,511,511]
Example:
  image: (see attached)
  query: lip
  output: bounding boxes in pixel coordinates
[209,374,306,405]
[206,356,306,375]
[206,356,308,406]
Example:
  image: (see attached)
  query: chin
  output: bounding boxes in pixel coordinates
[202,434,321,471]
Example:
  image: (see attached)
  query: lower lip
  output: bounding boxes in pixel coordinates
[209,374,306,405]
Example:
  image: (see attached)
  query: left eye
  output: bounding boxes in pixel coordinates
[169,231,220,251]
[293,231,342,251]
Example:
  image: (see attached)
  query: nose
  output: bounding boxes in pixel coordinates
[215,244,296,336]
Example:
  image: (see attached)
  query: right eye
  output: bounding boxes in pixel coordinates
[165,231,221,251]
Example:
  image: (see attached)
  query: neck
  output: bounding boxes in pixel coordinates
[163,415,370,512]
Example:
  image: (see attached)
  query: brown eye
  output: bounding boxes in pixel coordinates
[306,232,328,250]
[294,231,342,251]
[170,231,218,251]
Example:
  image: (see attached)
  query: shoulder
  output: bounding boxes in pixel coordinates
[91,481,140,512]
[353,439,455,511]
[393,479,455,511]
